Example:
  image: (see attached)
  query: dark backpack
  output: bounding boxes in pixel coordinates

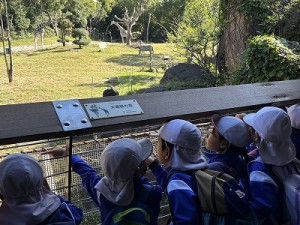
[102,184,157,225]
[167,169,257,225]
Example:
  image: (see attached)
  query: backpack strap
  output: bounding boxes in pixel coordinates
[165,169,198,186]
[102,184,155,225]
[212,161,238,178]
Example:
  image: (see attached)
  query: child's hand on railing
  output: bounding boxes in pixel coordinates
[41,146,67,157]
[235,113,247,121]
[145,155,156,167]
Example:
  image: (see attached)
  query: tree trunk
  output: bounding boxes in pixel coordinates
[115,4,144,46]
[0,0,13,83]
[146,14,151,43]
[126,25,132,45]
[0,0,14,83]
[219,1,248,74]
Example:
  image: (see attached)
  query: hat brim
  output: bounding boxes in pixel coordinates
[2,186,61,224]
[243,113,256,127]
[259,138,296,166]
[137,138,153,161]
[149,131,159,136]
[211,114,222,126]
[95,177,135,206]
[211,114,224,137]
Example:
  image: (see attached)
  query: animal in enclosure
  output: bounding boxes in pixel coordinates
[137,41,154,56]
[110,21,128,44]
[34,18,57,49]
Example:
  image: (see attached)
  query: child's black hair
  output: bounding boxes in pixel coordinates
[219,134,253,163]
[161,138,174,151]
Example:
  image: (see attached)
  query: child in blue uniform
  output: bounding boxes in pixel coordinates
[205,114,251,181]
[243,106,297,224]
[146,119,207,224]
[287,103,300,160]
[0,153,83,225]
[45,138,163,224]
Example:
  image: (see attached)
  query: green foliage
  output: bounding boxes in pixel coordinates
[168,0,220,74]
[233,35,300,84]
[72,28,89,39]
[57,16,73,46]
[234,0,300,35]
[72,28,90,48]
[239,0,271,33]
[275,1,300,42]
[73,39,91,48]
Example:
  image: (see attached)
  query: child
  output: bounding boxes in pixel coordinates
[0,153,83,225]
[146,119,207,224]
[205,114,251,181]
[45,138,163,224]
[243,106,297,224]
[287,103,300,159]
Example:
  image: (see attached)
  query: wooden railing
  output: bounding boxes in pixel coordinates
[0,79,299,145]
[0,79,299,225]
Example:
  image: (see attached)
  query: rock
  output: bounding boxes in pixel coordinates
[160,63,215,87]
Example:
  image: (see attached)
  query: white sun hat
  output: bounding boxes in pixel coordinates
[0,153,61,225]
[157,119,202,151]
[94,138,152,206]
[211,114,250,148]
[156,119,207,171]
[244,106,296,166]
[287,104,300,129]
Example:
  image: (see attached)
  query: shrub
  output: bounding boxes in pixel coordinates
[232,35,300,84]
[73,39,91,48]
[72,28,90,48]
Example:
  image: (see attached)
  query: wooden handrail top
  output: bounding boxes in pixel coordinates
[0,79,299,145]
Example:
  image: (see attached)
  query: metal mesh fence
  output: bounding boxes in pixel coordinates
[0,119,212,225]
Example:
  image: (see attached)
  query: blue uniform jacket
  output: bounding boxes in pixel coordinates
[71,155,163,223]
[291,128,300,160]
[245,157,279,224]
[204,151,248,181]
[150,163,201,225]
[43,196,83,224]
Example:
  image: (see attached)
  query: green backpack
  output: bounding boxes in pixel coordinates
[168,169,258,225]
[194,169,257,225]
[102,184,157,225]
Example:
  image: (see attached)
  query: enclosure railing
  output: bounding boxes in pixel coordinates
[0,79,299,225]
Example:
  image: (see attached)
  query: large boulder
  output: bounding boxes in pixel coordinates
[160,63,215,87]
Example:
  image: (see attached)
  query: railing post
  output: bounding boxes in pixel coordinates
[66,136,73,201]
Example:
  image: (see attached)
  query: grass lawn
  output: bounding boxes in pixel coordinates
[0,37,183,105]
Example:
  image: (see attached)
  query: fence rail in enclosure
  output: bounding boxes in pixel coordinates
[0,79,299,225]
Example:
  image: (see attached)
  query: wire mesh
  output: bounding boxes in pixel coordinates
[0,118,213,225]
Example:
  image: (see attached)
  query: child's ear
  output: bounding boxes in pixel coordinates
[219,139,229,150]
[253,132,260,142]
[165,147,172,160]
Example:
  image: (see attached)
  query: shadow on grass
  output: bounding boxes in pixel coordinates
[25,46,75,56]
[105,53,169,67]
[76,75,160,88]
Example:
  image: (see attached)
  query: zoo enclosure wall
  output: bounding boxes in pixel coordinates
[0,79,299,225]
